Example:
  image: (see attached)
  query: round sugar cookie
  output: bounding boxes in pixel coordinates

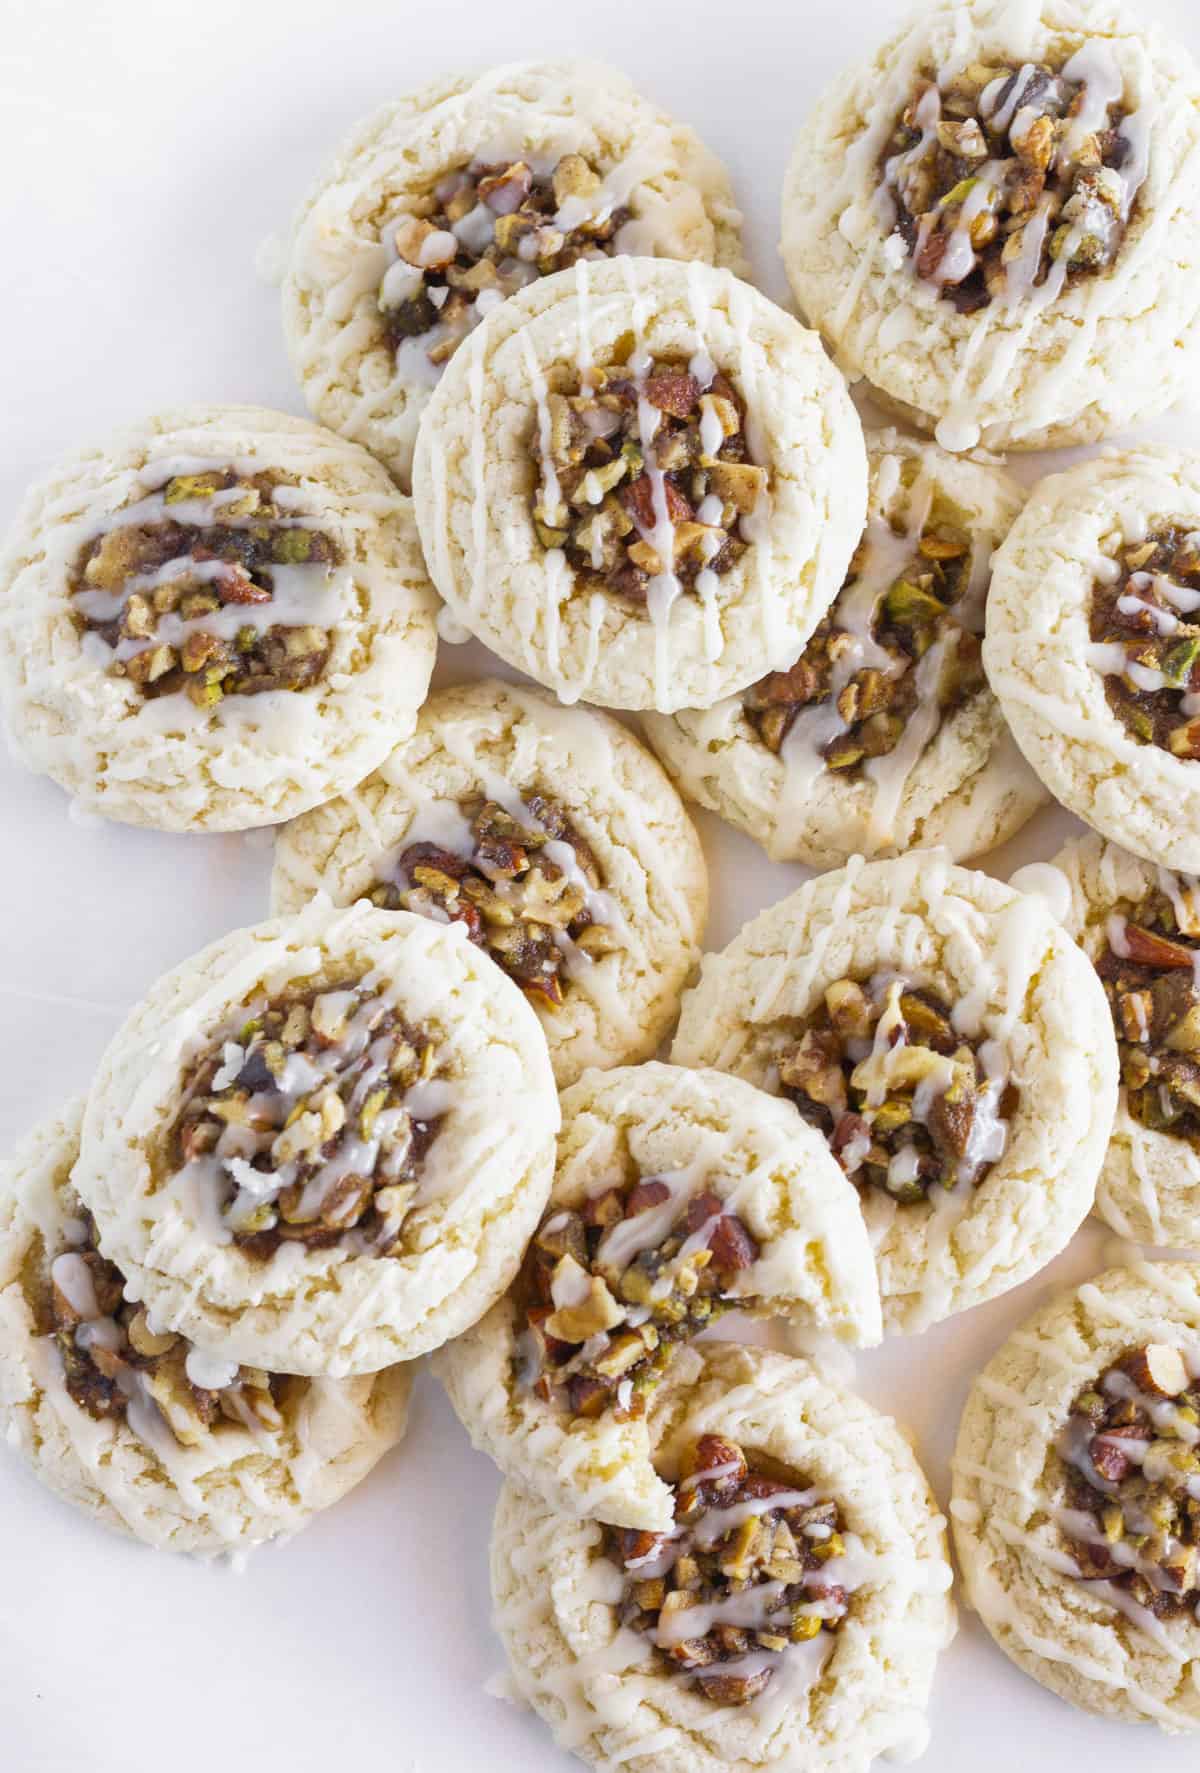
[72,900,559,1377]
[671,851,1118,1333]
[412,256,867,713]
[781,0,1200,452]
[0,405,437,832]
[952,1261,1200,1732]
[271,678,708,1088]
[435,1062,882,1531]
[643,427,1045,866]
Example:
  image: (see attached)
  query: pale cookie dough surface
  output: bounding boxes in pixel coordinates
[271,679,708,1088]
[671,852,1118,1333]
[72,901,558,1377]
[781,0,1200,453]
[1052,832,1200,1247]
[0,405,437,832]
[643,429,1045,867]
[952,1261,1200,1733]
[492,1342,954,1773]
[985,447,1200,872]
[412,256,867,713]
[435,1063,882,1532]
[283,59,746,490]
[0,1101,411,1555]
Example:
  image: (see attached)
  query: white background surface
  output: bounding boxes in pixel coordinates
[1,0,1198,1768]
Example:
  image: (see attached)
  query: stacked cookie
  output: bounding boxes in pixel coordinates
[2,5,1200,1763]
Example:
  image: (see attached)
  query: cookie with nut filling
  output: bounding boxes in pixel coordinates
[672,852,1117,1333]
[782,0,1200,453]
[435,1063,880,1531]
[282,60,745,490]
[0,1101,412,1554]
[953,1263,1200,1732]
[71,900,558,1377]
[272,679,707,1087]
[644,429,1045,867]
[491,1343,953,1773]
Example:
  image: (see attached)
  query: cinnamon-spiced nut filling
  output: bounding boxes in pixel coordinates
[41,1209,285,1444]
[744,485,985,768]
[606,1434,853,1705]
[172,975,448,1258]
[1089,525,1200,757]
[368,796,621,1009]
[70,468,342,707]
[515,1177,759,1422]
[379,153,630,372]
[1097,882,1200,1139]
[777,976,1016,1202]
[881,54,1146,314]
[531,353,766,606]
[1058,1342,1200,1620]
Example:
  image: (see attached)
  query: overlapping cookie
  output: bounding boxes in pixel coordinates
[672,852,1118,1332]
[0,1101,411,1554]
[953,1261,1200,1733]
[283,60,746,488]
[272,679,707,1087]
[436,1062,881,1530]
[492,1342,954,1773]
[644,427,1044,866]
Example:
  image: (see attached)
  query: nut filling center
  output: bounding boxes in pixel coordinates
[531,353,767,607]
[171,974,450,1258]
[606,1434,855,1706]
[379,152,630,374]
[880,49,1147,314]
[71,467,343,706]
[516,1175,760,1422]
[368,794,621,1009]
[42,1209,285,1446]
[745,478,985,770]
[777,975,1015,1202]
[1089,524,1200,758]
[1058,1342,1200,1622]
[1098,884,1200,1139]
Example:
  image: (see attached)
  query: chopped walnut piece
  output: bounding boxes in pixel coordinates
[515,1176,760,1422]
[606,1434,852,1704]
[1060,1343,1200,1621]
[1096,889,1200,1143]
[777,974,1016,1203]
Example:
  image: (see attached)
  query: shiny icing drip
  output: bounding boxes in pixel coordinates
[168,970,453,1258]
[745,452,990,845]
[605,1434,855,1705]
[70,460,348,706]
[777,972,1014,1205]
[367,788,623,1012]
[1088,522,1200,756]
